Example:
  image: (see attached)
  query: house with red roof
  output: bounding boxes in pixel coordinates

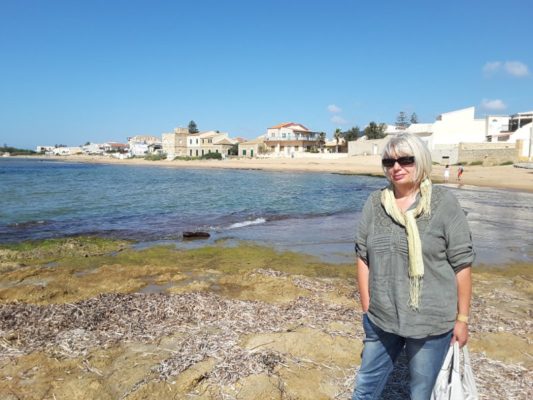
[264,122,321,156]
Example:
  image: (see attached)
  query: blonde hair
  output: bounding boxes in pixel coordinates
[382,133,432,185]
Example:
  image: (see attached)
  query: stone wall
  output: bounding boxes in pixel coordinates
[457,142,518,165]
[347,137,391,156]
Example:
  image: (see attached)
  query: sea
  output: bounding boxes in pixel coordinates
[1,157,532,266]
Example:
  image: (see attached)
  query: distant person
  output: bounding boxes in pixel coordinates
[444,164,450,183]
[352,133,474,400]
[457,163,464,181]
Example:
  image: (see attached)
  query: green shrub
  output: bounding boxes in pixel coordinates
[201,152,222,160]
[499,160,514,166]
[469,160,483,166]
[144,153,166,161]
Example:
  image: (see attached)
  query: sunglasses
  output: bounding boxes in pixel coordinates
[382,156,415,168]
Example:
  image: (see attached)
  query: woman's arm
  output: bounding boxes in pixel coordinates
[452,266,472,347]
[357,257,370,313]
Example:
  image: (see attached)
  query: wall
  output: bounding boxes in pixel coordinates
[348,137,391,156]
[431,144,459,165]
[457,142,518,165]
[431,107,486,147]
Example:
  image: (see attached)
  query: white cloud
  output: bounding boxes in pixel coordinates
[483,60,530,77]
[480,98,507,111]
[503,61,530,77]
[327,104,342,113]
[482,61,502,76]
[331,115,347,125]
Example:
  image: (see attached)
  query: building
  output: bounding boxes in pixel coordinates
[509,111,533,132]
[264,122,321,156]
[103,142,128,153]
[238,137,266,158]
[82,143,104,155]
[325,137,347,153]
[162,127,189,159]
[127,135,160,145]
[348,106,530,164]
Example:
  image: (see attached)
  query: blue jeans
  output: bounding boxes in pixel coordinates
[352,314,452,400]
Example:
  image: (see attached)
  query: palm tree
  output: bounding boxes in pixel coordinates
[318,132,326,152]
[334,128,343,153]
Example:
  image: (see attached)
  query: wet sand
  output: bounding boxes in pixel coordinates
[29,154,533,193]
[0,238,531,399]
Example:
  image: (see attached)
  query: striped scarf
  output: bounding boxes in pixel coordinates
[380,178,432,311]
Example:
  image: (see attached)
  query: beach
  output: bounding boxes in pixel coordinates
[1,157,531,399]
[38,154,533,193]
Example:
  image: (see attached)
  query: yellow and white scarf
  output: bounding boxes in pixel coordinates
[380,178,432,311]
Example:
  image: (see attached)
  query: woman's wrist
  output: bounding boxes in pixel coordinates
[456,313,469,324]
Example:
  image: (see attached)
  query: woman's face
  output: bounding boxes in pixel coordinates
[384,153,417,188]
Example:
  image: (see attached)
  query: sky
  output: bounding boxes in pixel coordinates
[1,0,532,149]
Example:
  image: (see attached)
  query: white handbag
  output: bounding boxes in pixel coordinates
[431,342,479,400]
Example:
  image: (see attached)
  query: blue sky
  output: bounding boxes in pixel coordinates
[1,0,532,149]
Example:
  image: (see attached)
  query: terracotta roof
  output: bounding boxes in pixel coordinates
[269,122,309,131]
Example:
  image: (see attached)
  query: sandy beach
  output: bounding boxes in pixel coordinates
[40,154,533,193]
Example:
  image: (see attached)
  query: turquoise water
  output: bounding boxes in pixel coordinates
[1,158,532,265]
[0,158,382,241]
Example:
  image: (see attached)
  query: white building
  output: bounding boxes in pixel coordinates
[264,122,321,156]
[82,143,104,155]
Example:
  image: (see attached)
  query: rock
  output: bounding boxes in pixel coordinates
[182,231,210,239]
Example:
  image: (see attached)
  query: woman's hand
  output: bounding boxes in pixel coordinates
[451,320,469,347]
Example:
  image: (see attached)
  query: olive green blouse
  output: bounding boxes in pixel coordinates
[355,185,475,338]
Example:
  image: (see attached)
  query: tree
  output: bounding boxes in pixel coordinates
[343,126,361,141]
[188,120,199,134]
[410,112,418,124]
[333,128,343,153]
[318,132,326,152]
[396,112,409,130]
[364,122,387,139]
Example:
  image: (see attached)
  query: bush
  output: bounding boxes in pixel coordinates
[201,152,222,160]
[144,153,166,161]
[499,160,514,166]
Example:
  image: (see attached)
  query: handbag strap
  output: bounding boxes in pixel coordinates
[452,342,461,373]
[462,344,472,366]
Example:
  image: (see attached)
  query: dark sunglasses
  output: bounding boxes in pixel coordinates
[382,156,415,168]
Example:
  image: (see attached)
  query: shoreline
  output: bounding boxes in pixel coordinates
[12,154,533,193]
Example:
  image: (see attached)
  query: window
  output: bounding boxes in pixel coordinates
[243,149,247,156]
[196,150,198,156]
[190,149,192,156]
[196,139,199,144]
[202,150,204,156]
[282,133,286,139]
[189,139,192,145]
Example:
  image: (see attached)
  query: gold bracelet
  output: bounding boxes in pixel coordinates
[456,314,469,324]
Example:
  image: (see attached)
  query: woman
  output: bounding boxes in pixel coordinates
[353,133,474,400]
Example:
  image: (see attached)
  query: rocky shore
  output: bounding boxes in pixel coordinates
[0,238,531,399]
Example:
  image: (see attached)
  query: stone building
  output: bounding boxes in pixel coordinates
[162,127,189,159]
